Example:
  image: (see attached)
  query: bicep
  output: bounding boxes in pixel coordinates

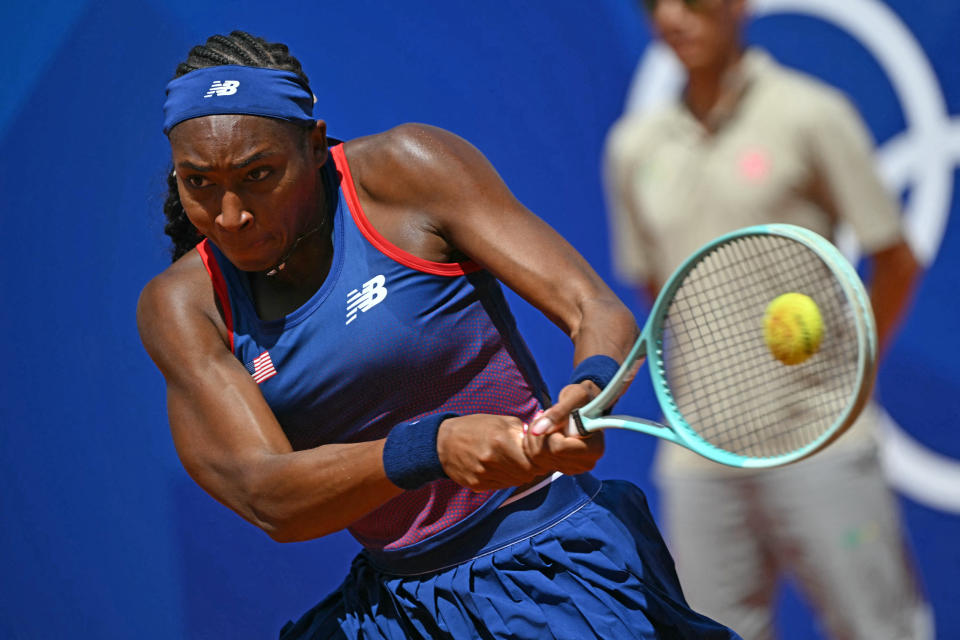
[137,276,291,509]
[163,348,292,493]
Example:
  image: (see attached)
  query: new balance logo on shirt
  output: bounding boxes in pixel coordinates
[346,275,388,325]
[204,80,240,98]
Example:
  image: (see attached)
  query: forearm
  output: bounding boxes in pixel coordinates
[569,293,639,364]
[525,290,638,435]
[196,438,403,543]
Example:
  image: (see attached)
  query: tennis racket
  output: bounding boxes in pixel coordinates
[569,223,877,468]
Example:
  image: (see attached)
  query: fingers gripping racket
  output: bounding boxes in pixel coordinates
[570,224,877,468]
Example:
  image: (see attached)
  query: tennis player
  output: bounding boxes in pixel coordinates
[138,31,740,639]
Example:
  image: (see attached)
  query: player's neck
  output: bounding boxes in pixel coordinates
[247,206,334,321]
[247,233,334,320]
[684,46,746,128]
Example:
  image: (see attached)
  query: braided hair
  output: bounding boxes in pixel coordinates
[162,31,312,261]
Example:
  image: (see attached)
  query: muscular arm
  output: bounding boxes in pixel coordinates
[348,124,638,431]
[137,256,403,543]
[350,124,637,367]
[341,124,638,477]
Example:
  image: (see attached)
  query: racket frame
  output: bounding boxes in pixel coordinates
[571,223,878,468]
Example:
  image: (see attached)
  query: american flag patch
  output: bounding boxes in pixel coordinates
[245,351,277,384]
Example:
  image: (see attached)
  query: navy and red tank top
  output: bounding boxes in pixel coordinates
[197,144,550,550]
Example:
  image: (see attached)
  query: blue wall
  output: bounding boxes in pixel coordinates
[1,1,957,638]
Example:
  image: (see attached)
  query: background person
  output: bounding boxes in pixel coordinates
[603,1,930,638]
[139,31,741,639]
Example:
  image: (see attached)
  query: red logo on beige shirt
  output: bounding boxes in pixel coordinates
[739,148,771,182]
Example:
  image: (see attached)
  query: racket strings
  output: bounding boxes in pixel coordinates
[659,234,861,458]
[688,241,857,455]
[697,238,857,454]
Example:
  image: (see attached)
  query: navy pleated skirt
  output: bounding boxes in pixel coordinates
[280,474,740,639]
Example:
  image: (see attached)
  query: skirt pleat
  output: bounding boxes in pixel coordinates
[280,477,740,640]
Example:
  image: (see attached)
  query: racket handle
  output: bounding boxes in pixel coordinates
[567,410,589,437]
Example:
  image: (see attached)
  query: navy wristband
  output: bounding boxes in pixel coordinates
[569,355,620,390]
[382,413,457,490]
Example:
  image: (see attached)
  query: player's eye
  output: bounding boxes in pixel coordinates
[185,174,210,188]
[246,167,272,182]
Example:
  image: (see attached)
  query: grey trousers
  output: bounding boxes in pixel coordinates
[657,445,932,640]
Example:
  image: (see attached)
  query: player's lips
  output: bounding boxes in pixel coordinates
[215,235,281,267]
[218,234,272,253]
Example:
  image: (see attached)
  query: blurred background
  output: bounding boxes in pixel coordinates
[1,0,957,638]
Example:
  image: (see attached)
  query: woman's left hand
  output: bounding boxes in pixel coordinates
[521,381,605,476]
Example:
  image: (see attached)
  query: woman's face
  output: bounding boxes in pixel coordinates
[169,115,326,272]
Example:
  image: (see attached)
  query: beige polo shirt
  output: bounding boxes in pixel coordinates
[603,49,903,475]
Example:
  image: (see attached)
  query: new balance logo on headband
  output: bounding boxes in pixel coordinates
[204,80,240,98]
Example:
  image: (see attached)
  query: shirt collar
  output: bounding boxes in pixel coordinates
[678,48,775,133]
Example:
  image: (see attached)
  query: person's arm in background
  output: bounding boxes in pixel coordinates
[806,90,923,357]
[602,118,662,309]
[870,240,920,356]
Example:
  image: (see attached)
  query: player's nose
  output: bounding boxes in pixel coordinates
[216,190,253,232]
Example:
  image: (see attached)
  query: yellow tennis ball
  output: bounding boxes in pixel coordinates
[763,293,824,365]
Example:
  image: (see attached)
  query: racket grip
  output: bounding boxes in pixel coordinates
[567,410,589,437]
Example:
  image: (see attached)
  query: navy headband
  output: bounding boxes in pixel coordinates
[162,65,315,135]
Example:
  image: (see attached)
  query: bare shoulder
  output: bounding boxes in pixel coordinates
[138,250,214,324]
[345,123,478,169]
[137,249,230,374]
[341,123,494,206]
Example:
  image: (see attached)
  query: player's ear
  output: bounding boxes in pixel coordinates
[309,120,328,167]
